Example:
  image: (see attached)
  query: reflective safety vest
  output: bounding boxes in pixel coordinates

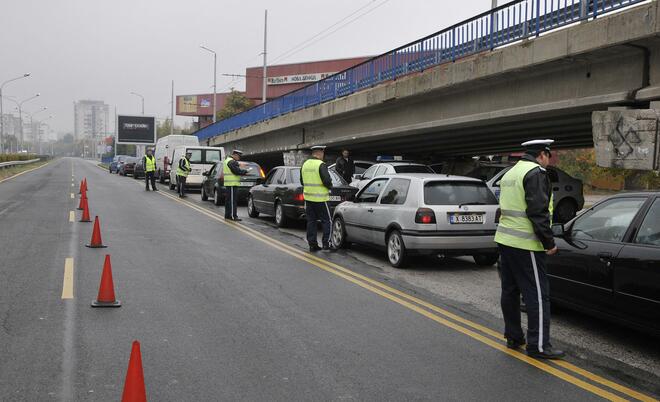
[176,157,190,177]
[144,155,156,172]
[223,157,241,187]
[301,158,330,202]
[494,160,554,251]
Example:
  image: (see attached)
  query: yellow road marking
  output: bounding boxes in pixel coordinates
[155,190,643,402]
[0,160,51,184]
[69,211,75,223]
[62,258,74,299]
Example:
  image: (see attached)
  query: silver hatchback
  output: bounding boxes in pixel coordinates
[331,174,500,267]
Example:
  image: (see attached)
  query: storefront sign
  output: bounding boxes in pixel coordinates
[267,72,336,86]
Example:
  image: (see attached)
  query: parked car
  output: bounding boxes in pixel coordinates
[201,160,265,205]
[247,166,358,227]
[118,157,138,176]
[465,163,584,223]
[549,192,660,336]
[168,146,225,191]
[109,155,129,173]
[352,162,434,189]
[154,134,199,183]
[328,160,374,182]
[133,157,145,180]
[332,174,500,268]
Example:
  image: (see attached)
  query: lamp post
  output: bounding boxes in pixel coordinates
[24,106,47,153]
[0,73,30,153]
[15,93,40,152]
[200,45,217,123]
[129,91,145,115]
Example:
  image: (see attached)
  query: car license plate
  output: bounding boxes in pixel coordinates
[449,213,484,224]
[329,196,341,201]
[239,182,254,187]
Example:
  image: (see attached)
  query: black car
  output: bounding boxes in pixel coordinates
[247,166,358,227]
[549,192,660,336]
[119,157,138,176]
[201,160,265,205]
[133,158,145,180]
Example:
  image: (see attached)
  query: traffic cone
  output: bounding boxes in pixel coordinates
[79,197,91,222]
[78,179,84,194]
[77,190,87,210]
[91,254,121,307]
[82,178,88,193]
[121,341,147,402]
[86,216,107,248]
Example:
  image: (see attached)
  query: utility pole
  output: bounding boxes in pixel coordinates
[171,80,175,136]
[200,45,217,123]
[262,10,268,104]
[114,106,117,157]
[0,73,30,153]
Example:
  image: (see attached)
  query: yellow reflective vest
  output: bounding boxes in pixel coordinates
[301,158,330,202]
[176,157,190,177]
[144,155,156,172]
[223,157,241,187]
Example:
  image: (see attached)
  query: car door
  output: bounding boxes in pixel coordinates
[254,169,280,214]
[343,178,389,244]
[614,197,660,332]
[370,178,412,246]
[204,163,216,196]
[273,168,290,207]
[549,197,647,312]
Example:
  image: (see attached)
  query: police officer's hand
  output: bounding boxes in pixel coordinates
[546,246,558,256]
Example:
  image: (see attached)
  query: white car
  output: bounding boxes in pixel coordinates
[352,162,434,190]
[332,174,500,267]
[154,134,200,183]
[168,145,225,190]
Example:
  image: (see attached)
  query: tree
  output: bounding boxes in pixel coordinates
[216,90,253,121]
[157,119,192,139]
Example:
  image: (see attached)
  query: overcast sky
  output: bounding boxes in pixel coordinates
[0,0,492,134]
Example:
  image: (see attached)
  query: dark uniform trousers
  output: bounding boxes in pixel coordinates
[224,187,238,219]
[305,201,331,247]
[177,175,187,197]
[498,243,551,353]
[145,171,157,190]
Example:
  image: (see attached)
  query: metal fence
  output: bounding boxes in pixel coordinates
[195,0,647,141]
[0,158,40,169]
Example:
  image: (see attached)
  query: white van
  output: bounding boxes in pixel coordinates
[168,145,225,190]
[154,135,200,183]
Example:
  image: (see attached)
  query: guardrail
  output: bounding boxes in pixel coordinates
[195,0,647,141]
[0,158,40,169]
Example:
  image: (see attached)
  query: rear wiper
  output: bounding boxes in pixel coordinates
[458,202,485,208]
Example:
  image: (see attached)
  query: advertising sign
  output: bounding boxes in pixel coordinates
[178,95,198,114]
[116,115,156,145]
[267,72,336,86]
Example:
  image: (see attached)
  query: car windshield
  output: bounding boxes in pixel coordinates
[393,165,433,173]
[238,162,262,176]
[290,168,347,186]
[424,181,498,205]
[465,165,508,181]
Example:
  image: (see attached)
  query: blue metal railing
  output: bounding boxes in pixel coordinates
[195,0,646,141]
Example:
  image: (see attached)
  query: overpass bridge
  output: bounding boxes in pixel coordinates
[194,0,660,164]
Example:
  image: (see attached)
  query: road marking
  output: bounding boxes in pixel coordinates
[154,190,644,402]
[0,160,50,184]
[69,211,75,223]
[71,183,74,187]
[62,258,74,299]
[70,193,74,199]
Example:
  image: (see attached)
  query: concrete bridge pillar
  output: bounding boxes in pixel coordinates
[283,150,310,166]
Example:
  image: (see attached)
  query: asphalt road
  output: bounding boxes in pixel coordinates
[0,157,657,401]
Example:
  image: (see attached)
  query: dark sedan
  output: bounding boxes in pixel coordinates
[118,157,138,176]
[201,160,265,206]
[549,192,660,336]
[247,166,358,227]
[109,155,129,173]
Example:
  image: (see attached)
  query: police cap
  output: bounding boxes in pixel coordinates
[522,139,554,157]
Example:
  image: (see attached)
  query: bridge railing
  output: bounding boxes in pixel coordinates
[196,0,647,141]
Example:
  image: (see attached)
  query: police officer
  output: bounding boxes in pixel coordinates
[223,150,248,221]
[301,145,334,252]
[495,139,564,359]
[176,150,192,198]
[142,148,158,191]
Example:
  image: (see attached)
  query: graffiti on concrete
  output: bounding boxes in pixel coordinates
[609,117,642,159]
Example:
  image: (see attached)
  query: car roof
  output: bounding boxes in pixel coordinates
[376,173,484,182]
[375,161,427,166]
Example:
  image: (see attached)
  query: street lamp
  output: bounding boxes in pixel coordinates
[15,93,40,152]
[0,73,30,153]
[24,106,47,152]
[200,45,217,123]
[129,91,145,115]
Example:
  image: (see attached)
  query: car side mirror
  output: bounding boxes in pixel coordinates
[551,223,566,238]
[256,177,265,185]
[354,174,363,180]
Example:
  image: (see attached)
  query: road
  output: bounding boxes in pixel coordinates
[0,157,658,401]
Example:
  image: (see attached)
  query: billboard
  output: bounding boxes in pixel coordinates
[116,115,156,145]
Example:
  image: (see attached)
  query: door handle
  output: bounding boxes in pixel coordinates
[367,208,374,212]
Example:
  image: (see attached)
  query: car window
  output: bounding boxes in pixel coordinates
[276,170,286,184]
[380,178,411,205]
[375,166,388,176]
[358,178,389,203]
[290,168,346,186]
[424,181,498,205]
[205,149,222,163]
[265,169,281,185]
[214,162,223,179]
[393,165,434,174]
[187,149,203,164]
[238,162,261,177]
[635,199,660,246]
[466,166,508,181]
[207,164,216,177]
[362,165,378,180]
[571,198,646,242]
[354,164,369,175]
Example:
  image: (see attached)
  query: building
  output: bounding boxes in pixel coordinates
[176,56,371,129]
[74,100,110,140]
[1,114,21,137]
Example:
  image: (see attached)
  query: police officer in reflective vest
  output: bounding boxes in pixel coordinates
[142,148,158,191]
[300,145,334,252]
[176,150,192,198]
[223,150,248,221]
[495,139,564,359]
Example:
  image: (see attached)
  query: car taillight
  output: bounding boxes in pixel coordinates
[495,208,501,223]
[295,193,305,202]
[415,208,436,224]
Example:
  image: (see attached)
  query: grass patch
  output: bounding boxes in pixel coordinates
[0,159,49,181]
[98,163,109,169]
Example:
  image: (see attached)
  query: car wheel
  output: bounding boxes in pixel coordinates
[387,230,407,268]
[213,189,223,206]
[473,253,499,266]
[331,217,347,249]
[274,202,288,228]
[247,196,260,218]
[554,199,577,224]
[201,186,208,201]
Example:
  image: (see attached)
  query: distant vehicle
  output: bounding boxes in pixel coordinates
[465,163,584,223]
[133,158,145,180]
[328,160,374,182]
[549,192,660,336]
[201,160,265,206]
[109,155,129,173]
[118,157,138,176]
[168,146,225,191]
[154,135,200,183]
[332,174,500,268]
[352,162,434,189]
[247,166,358,227]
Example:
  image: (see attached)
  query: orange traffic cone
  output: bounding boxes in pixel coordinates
[78,179,84,194]
[77,190,87,210]
[86,216,107,248]
[91,254,121,307]
[82,178,88,193]
[121,341,147,402]
[79,197,91,222]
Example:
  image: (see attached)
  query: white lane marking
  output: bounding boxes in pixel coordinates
[70,193,74,199]
[69,211,75,223]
